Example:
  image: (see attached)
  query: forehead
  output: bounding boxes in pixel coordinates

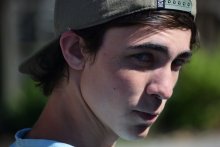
[100,25,191,57]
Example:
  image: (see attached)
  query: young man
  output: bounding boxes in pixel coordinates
[11,0,197,147]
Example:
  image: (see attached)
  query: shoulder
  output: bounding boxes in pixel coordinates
[10,128,74,147]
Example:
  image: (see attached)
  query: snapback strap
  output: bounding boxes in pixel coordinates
[157,0,193,13]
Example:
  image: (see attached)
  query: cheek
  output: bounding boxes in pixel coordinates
[79,64,142,128]
[79,63,126,112]
[111,70,148,106]
[173,72,180,87]
[80,62,146,110]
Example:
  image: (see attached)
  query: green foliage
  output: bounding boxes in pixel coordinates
[5,79,47,132]
[153,50,220,132]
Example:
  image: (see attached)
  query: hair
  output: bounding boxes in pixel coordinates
[31,10,198,96]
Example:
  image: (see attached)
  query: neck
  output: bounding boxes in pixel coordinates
[27,73,118,147]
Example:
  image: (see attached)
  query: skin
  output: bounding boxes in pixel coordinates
[27,25,192,147]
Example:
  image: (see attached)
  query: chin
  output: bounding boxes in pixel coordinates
[137,127,150,139]
[119,125,150,141]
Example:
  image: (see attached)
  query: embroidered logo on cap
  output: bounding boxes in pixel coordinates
[157,0,165,8]
[157,0,192,13]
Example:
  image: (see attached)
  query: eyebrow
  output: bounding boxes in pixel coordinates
[177,51,192,60]
[128,43,169,55]
[127,43,192,59]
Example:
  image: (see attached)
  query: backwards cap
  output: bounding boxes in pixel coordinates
[19,0,196,74]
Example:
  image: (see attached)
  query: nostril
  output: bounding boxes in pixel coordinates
[152,94,164,100]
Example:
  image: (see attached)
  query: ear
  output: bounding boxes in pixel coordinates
[60,31,85,70]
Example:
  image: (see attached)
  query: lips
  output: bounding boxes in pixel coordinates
[133,110,158,123]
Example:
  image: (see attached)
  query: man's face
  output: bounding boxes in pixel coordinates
[80,25,192,140]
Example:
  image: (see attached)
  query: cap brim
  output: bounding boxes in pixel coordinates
[19,38,60,75]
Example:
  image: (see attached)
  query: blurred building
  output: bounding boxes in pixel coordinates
[197,0,220,48]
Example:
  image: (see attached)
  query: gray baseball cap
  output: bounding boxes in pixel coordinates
[19,0,197,74]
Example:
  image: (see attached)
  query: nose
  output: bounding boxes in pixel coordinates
[146,68,176,100]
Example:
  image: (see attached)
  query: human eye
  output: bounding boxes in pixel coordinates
[171,58,190,71]
[130,53,154,67]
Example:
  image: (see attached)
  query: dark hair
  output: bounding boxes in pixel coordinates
[32,10,198,96]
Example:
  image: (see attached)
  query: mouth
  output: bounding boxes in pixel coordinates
[133,110,159,124]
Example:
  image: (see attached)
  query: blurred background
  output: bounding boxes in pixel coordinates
[0,0,220,146]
